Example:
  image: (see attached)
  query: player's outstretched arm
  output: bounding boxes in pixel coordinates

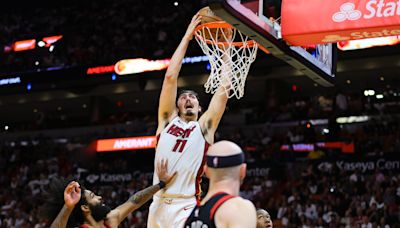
[50,181,81,228]
[215,198,257,228]
[199,53,232,143]
[157,14,202,134]
[114,159,177,224]
[199,78,229,144]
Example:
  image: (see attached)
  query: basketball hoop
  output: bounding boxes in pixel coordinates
[194,21,258,99]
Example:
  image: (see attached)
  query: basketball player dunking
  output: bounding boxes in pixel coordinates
[147,13,231,228]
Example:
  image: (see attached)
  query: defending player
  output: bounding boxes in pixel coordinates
[184,140,257,228]
[42,160,175,228]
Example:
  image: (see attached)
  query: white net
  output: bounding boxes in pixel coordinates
[194,22,258,99]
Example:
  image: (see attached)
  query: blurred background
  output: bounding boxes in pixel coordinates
[0,0,399,227]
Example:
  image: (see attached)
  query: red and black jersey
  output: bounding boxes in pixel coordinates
[184,192,235,228]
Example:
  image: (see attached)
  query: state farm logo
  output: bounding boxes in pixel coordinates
[333,0,400,23]
[332,3,362,22]
[322,35,351,42]
[86,174,100,184]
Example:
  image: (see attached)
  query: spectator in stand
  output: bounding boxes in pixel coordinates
[257,208,273,228]
[335,89,348,116]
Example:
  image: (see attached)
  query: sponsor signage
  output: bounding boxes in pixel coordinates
[115,58,170,75]
[82,167,272,185]
[42,35,63,47]
[280,141,355,153]
[82,170,154,185]
[10,35,63,52]
[86,65,115,74]
[336,115,369,124]
[87,56,209,75]
[317,156,400,173]
[282,0,400,45]
[338,35,400,50]
[85,173,133,184]
[13,39,36,52]
[0,77,21,86]
[96,136,157,152]
[81,167,273,185]
[246,167,270,177]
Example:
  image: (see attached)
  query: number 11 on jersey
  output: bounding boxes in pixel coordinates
[172,139,187,153]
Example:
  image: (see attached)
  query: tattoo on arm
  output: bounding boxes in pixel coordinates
[129,184,161,207]
[50,205,73,228]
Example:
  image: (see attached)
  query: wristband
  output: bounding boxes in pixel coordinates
[158,181,166,189]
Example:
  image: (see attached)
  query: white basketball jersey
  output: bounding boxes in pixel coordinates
[153,116,209,198]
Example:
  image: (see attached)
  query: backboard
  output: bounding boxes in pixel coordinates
[208,0,337,86]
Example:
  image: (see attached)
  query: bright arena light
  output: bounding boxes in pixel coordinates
[364,89,375,96]
[38,41,46,47]
[336,116,369,124]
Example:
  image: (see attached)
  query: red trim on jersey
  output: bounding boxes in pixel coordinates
[209,195,235,221]
[195,141,209,204]
[155,134,161,146]
[210,191,230,198]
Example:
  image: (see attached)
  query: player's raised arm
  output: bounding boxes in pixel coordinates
[198,86,229,143]
[50,181,81,228]
[199,58,230,144]
[157,14,202,134]
[114,159,177,224]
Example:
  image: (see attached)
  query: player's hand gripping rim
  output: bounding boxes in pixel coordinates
[184,13,202,40]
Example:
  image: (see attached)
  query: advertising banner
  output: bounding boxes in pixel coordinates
[96,136,157,152]
[316,156,400,173]
[337,35,400,50]
[81,166,274,185]
[282,0,400,45]
[81,171,153,185]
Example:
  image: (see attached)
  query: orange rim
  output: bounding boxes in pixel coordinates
[194,21,257,48]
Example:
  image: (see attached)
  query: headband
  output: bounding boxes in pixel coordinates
[206,153,245,168]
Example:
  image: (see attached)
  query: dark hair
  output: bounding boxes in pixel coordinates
[176,90,203,117]
[176,90,200,106]
[40,177,87,227]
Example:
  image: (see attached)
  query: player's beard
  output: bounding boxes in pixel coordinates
[89,203,111,222]
[185,110,195,116]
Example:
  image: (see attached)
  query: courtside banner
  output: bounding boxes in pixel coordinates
[96,136,157,152]
[281,0,400,45]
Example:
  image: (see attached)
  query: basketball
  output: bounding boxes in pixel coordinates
[198,7,222,24]
[196,7,232,42]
